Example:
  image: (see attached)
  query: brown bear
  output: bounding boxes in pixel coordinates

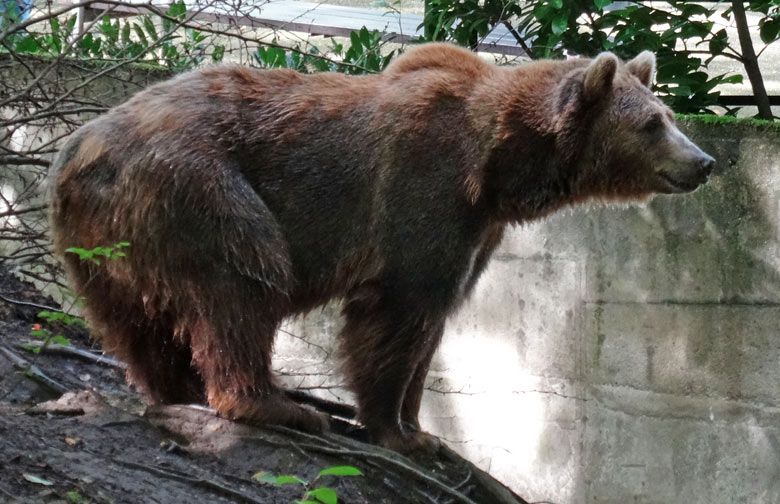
[49,43,714,453]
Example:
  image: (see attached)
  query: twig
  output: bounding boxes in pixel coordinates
[454,470,472,490]
[502,20,533,59]
[0,293,61,312]
[114,458,264,504]
[18,342,127,369]
[14,270,68,289]
[3,106,109,128]
[284,388,356,420]
[0,345,68,395]
[414,486,441,504]
[288,440,309,458]
[0,156,50,167]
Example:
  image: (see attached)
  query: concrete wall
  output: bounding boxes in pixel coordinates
[274,118,780,504]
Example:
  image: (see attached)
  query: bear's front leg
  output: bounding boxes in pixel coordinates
[400,319,444,433]
[339,296,444,454]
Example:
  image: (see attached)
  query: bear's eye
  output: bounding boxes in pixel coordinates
[642,115,663,133]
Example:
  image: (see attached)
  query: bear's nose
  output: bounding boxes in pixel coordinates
[699,153,716,175]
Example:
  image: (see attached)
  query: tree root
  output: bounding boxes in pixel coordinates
[114,458,264,504]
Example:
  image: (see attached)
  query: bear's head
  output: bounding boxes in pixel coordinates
[563,51,715,199]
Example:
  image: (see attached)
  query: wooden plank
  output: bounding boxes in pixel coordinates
[64,0,526,55]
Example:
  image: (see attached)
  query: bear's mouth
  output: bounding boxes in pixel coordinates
[657,171,702,193]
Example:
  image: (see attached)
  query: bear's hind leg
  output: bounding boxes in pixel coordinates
[120,313,205,405]
[61,256,204,404]
[160,167,326,432]
[183,290,327,432]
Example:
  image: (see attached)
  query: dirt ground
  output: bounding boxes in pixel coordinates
[0,266,528,504]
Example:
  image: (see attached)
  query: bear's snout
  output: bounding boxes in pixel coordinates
[682,149,717,188]
[653,126,716,194]
[698,152,716,176]
[656,153,714,193]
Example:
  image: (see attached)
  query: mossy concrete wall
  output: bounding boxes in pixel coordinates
[277,117,780,504]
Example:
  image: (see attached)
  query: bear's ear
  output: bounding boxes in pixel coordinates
[583,52,618,102]
[626,51,656,88]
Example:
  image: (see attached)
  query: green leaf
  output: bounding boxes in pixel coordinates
[306,487,338,504]
[212,45,225,62]
[550,0,563,8]
[359,27,370,45]
[100,16,119,43]
[310,54,331,72]
[37,311,61,322]
[15,36,41,54]
[251,471,277,484]
[720,74,743,84]
[250,469,306,486]
[550,12,568,36]
[122,22,131,46]
[66,490,87,504]
[680,21,713,39]
[275,475,307,486]
[133,23,148,45]
[63,15,77,41]
[759,19,780,44]
[709,28,728,55]
[143,16,159,41]
[350,30,362,50]
[318,466,363,477]
[255,46,287,68]
[65,247,100,264]
[166,0,187,20]
[594,0,610,9]
[51,335,71,346]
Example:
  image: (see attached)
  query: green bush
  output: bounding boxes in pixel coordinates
[421,0,778,117]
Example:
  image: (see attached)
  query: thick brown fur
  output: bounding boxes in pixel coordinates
[49,44,714,453]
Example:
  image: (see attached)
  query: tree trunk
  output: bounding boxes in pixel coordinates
[731,0,773,119]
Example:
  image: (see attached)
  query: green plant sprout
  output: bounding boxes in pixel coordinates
[24,243,130,354]
[22,310,87,353]
[65,242,130,265]
[253,465,363,504]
